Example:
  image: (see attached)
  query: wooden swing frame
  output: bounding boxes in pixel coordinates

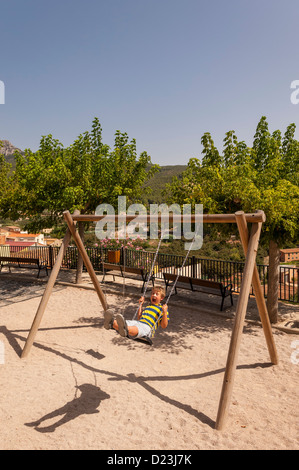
[20,209,278,430]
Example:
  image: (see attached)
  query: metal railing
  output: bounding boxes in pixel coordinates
[0,245,298,303]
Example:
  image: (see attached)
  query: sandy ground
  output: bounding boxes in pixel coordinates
[0,271,298,450]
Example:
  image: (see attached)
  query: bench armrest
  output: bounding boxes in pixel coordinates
[223,283,234,292]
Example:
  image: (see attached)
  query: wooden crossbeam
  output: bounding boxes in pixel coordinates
[72,212,266,224]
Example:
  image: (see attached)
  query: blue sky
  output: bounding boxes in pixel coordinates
[1,0,298,165]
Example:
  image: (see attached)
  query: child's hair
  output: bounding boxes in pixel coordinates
[152,286,165,299]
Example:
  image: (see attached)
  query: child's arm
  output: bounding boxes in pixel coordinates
[137,296,145,320]
[160,304,169,329]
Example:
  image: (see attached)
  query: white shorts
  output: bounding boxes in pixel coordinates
[126,320,151,339]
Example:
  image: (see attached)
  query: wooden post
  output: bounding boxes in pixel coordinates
[215,217,262,430]
[21,226,73,358]
[235,211,278,365]
[63,210,108,312]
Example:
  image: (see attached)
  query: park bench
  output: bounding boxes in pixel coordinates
[102,262,155,292]
[163,272,234,311]
[0,256,48,278]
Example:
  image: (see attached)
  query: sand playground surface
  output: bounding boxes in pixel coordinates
[0,271,298,450]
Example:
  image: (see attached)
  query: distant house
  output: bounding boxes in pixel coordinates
[5,226,21,233]
[44,237,62,247]
[0,228,10,237]
[0,229,46,248]
[5,241,40,253]
[280,248,299,263]
[5,232,45,245]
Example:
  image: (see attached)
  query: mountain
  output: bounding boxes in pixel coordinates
[0,139,23,168]
[142,164,188,204]
[0,139,23,156]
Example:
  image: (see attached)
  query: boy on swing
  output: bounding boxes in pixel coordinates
[104,286,169,340]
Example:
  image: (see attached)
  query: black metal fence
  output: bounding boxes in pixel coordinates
[0,245,298,303]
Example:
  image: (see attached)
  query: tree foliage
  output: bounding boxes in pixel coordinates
[2,118,159,231]
[167,116,299,244]
[166,116,299,322]
[0,142,13,206]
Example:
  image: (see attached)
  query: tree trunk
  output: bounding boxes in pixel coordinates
[75,221,85,284]
[267,239,280,323]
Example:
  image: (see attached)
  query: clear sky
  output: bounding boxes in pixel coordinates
[0,0,298,165]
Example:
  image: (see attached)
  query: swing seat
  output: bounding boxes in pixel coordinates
[139,336,153,346]
[128,334,153,346]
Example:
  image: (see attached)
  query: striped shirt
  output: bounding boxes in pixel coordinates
[139,303,169,337]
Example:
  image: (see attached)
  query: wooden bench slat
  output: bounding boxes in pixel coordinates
[122,267,145,275]
[163,272,233,311]
[0,256,48,278]
[102,262,154,292]
[102,263,122,272]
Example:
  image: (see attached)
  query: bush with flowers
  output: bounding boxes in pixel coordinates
[95,236,155,270]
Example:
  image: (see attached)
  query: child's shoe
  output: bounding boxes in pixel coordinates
[116,314,128,337]
[104,309,114,330]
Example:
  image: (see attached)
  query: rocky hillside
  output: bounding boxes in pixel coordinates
[0,139,24,168]
[0,139,23,157]
[142,164,187,204]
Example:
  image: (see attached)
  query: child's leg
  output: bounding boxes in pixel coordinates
[115,314,127,337]
[127,325,138,337]
[105,310,138,337]
[113,321,138,337]
[114,314,138,338]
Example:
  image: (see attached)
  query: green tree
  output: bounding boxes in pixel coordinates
[3,118,159,281]
[166,117,299,323]
[0,142,13,213]
[7,118,158,227]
